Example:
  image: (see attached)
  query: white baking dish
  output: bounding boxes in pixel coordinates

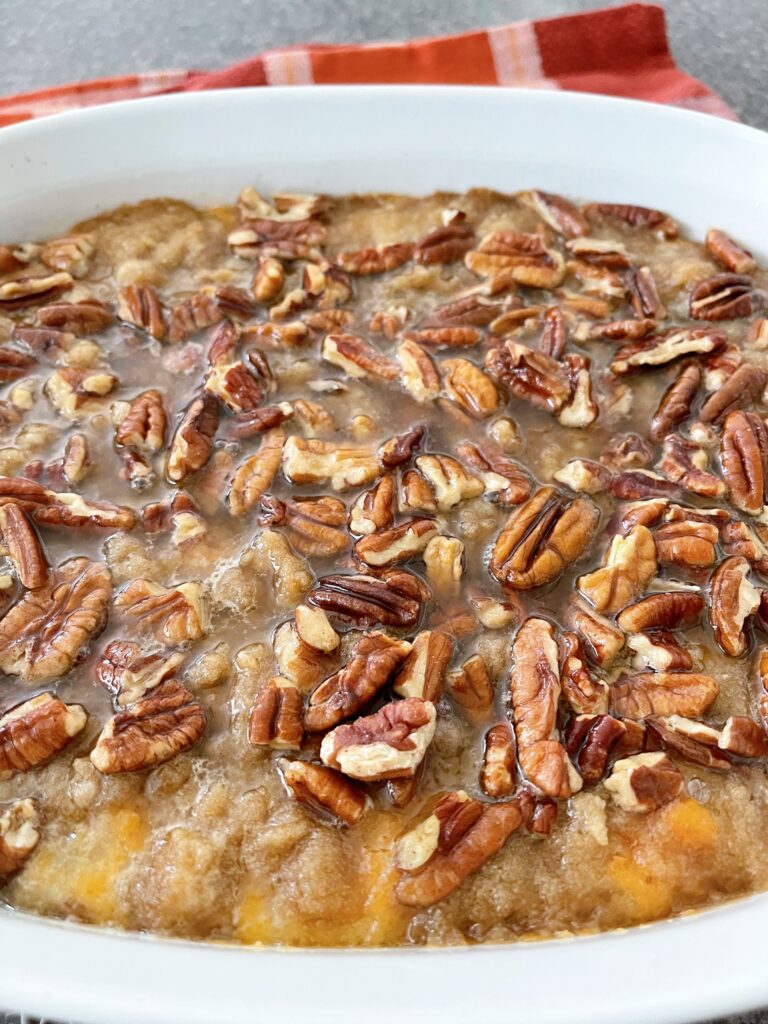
[0,86,767,1024]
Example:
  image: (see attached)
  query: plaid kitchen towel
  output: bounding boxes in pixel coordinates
[0,2,737,128]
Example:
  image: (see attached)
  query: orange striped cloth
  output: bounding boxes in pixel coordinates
[0,3,736,128]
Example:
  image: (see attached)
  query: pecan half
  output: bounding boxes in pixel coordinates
[0,799,40,879]
[204,360,265,413]
[655,518,718,569]
[0,557,110,683]
[485,340,572,414]
[440,358,499,419]
[658,434,725,498]
[279,758,370,826]
[721,410,768,515]
[167,291,223,343]
[649,362,701,442]
[480,723,518,797]
[414,220,475,265]
[709,556,760,657]
[690,273,760,320]
[403,327,485,350]
[392,629,453,703]
[38,297,113,334]
[166,393,219,485]
[397,339,441,402]
[320,697,436,780]
[627,630,694,671]
[394,792,523,907]
[520,189,588,238]
[355,518,440,568]
[564,713,629,783]
[95,640,186,707]
[336,242,413,275]
[553,458,612,495]
[700,364,768,424]
[582,202,678,238]
[0,477,135,531]
[118,284,166,340]
[454,441,531,505]
[539,306,568,359]
[719,715,767,758]
[722,519,768,575]
[0,346,35,384]
[611,672,719,719]
[617,591,705,632]
[604,752,682,812]
[415,454,484,510]
[0,502,50,589]
[611,327,726,376]
[423,535,464,597]
[115,579,209,645]
[578,525,657,614]
[248,677,304,750]
[564,597,624,667]
[304,631,411,732]
[349,474,395,535]
[90,678,205,774]
[378,425,426,469]
[261,493,349,558]
[322,333,398,381]
[559,631,609,715]
[491,487,599,591]
[0,692,87,777]
[309,569,428,628]
[227,427,285,517]
[510,617,582,798]
[706,229,755,274]
[400,469,438,514]
[115,389,167,453]
[0,271,73,310]
[45,367,118,419]
[645,715,731,771]
[628,266,666,319]
[558,352,598,427]
[467,231,566,289]
[282,435,379,491]
[447,653,495,725]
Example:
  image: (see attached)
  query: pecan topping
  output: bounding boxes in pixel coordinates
[709,556,760,657]
[228,427,285,516]
[627,630,693,672]
[0,692,87,777]
[37,297,113,335]
[690,273,760,320]
[655,518,718,569]
[252,256,286,303]
[0,477,135,531]
[45,367,118,419]
[616,591,705,633]
[273,617,338,693]
[95,640,186,707]
[719,715,767,758]
[0,557,110,683]
[309,569,428,629]
[706,229,756,274]
[578,525,656,614]
[700,364,768,424]
[0,799,40,879]
[415,454,484,510]
[118,284,166,340]
[248,677,304,750]
[394,792,523,907]
[423,535,464,597]
[304,631,412,732]
[628,266,666,319]
[564,713,630,783]
[115,579,209,645]
[349,474,395,535]
[115,389,167,453]
[645,715,731,771]
[392,629,453,703]
[320,697,436,780]
[397,339,441,402]
[454,441,532,505]
[582,202,678,238]
[485,340,572,414]
[322,333,398,381]
[722,519,768,574]
[62,434,90,486]
[441,358,499,419]
[336,242,413,275]
[559,631,609,715]
[600,434,653,472]
[609,469,678,501]
[558,352,598,427]
[467,231,566,289]
[400,469,438,514]
[90,678,206,774]
[447,653,495,725]
[491,487,599,591]
[355,517,440,567]
[553,458,611,495]
[0,271,73,309]
[0,346,35,384]
[610,672,719,719]
[658,434,725,498]
[204,360,265,413]
[378,425,426,469]
[610,327,725,375]
[521,189,588,238]
[604,752,683,813]
[166,392,219,485]
[509,617,582,798]
[414,219,475,264]
[721,410,768,515]
[479,722,518,798]
[260,493,349,558]
[279,758,370,826]
[282,435,379,491]
[0,502,50,589]
[403,326,484,350]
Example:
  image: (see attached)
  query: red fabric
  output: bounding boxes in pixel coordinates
[0,3,737,128]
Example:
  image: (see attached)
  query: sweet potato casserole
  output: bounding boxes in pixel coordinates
[0,187,766,945]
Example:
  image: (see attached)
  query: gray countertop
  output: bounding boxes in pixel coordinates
[1,2,767,1023]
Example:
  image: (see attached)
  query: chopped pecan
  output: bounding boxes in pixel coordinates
[441,358,499,419]
[61,433,90,486]
[414,219,475,265]
[510,618,581,798]
[336,242,413,275]
[578,525,657,613]
[611,672,719,719]
[748,317,768,349]
[260,493,349,558]
[95,640,186,707]
[628,266,666,319]
[492,487,599,591]
[447,653,495,725]
[690,273,760,320]
[282,435,379,491]
[0,271,73,309]
[627,630,694,672]
[604,752,682,812]
[392,629,453,702]
[423,535,464,597]
[90,678,205,774]
[115,389,167,453]
[40,234,93,277]
[303,264,352,309]
[718,715,767,758]
[553,458,612,495]
[721,410,768,515]
[480,723,518,797]
[0,692,87,777]
[204,360,266,413]
[645,715,731,771]
[273,620,338,693]
[304,631,411,732]
[400,469,438,514]
[658,434,725,498]
[118,284,166,340]
[706,229,756,274]
[0,502,50,589]
[655,518,718,569]
[44,367,118,419]
[227,402,293,439]
[227,427,285,516]
[564,713,629,783]
[709,555,760,656]
[370,306,410,338]
[166,392,219,485]
[251,256,286,303]
[582,202,678,238]
[0,557,110,683]
[248,677,304,750]
[520,189,588,238]
[0,799,40,879]
[308,569,428,629]
[467,231,566,289]
[485,340,572,414]
[558,352,598,427]
[454,440,531,505]
[394,792,522,907]
[415,453,484,510]
[349,474,395,535]
[565,596,626,666]
[616,591,705,632]
[610,327,726,375]
[321,333,398,381]
[213,285,257,322]
[354,517,440,567]
[559,631,609,715]
[378,425,426,469]
[115,579,209,645]
[320,697,436,780]
[278,758,369,826]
